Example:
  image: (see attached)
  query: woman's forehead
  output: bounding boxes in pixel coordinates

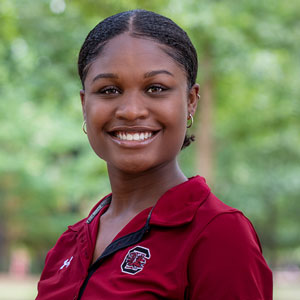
[95,33,173,63]
[86,33,186,80]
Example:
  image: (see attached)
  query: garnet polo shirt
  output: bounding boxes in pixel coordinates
[36,176,273,300]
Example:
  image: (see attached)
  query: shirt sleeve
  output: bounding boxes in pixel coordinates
[187,212,273,300]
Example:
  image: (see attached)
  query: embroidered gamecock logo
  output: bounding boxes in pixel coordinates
[121,246,151,275]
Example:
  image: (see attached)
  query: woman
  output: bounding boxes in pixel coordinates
[36,10,272,299]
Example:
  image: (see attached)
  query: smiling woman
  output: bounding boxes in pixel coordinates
[36,10,273,300]
[80,32,194,175]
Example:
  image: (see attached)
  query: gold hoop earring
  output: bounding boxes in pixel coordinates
[187,113,193,128]
[82,120,87,134]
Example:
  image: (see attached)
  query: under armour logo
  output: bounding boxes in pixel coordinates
[59,256,73,270]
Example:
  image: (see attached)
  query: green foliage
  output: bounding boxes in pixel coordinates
[171,0,300,266]
[0,0,299,271]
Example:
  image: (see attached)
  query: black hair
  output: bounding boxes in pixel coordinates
[78,9,198,149]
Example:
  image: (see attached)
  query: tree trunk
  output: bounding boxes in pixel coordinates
[196,49,214,186]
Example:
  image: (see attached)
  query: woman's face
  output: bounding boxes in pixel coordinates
[81,33,198,174]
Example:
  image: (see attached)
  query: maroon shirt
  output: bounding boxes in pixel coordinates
[36,176,273,299]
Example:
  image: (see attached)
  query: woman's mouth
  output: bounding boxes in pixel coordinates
[111,131,157,141]
[107,129,160,147]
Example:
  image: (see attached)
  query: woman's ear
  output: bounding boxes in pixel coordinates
[80,89,86,120]
[187,83,200,116]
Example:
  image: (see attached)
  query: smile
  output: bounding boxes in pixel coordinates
[112,131,156,141]
[107,129,160,148]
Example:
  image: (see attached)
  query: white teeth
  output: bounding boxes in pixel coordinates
[115,131,154,141]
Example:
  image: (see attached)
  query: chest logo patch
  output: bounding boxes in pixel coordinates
[121,246,151,275]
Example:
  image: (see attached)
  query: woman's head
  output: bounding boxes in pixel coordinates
[78,10,199,172]
[78,9,198,91]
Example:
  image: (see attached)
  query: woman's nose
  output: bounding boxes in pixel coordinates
[115,92,149,121]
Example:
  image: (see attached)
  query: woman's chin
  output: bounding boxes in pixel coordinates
[112,162,153,175]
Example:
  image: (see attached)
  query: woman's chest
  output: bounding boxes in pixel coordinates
[92,213,138,264]
[81,234,189,300]
[38,226,191,300]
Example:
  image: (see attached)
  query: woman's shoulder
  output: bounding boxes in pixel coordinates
[186,187,273,299]
[39,194,112,271]
[177,176,248,232]
[192,191,260,245]
[187,193,273,299]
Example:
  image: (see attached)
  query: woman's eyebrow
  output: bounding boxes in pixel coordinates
[92,73,119,82]
[144,70,174,78]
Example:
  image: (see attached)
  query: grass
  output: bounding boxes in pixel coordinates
[0,275,38,300]
[0,273,299,299]
[275,285,300,300]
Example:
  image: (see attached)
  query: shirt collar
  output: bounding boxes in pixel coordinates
[150,175,210,226]
[69,175,210,232]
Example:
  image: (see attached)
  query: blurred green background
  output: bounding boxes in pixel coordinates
[0,0,300,298]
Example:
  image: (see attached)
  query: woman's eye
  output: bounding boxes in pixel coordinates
[147,85,167,94]
[99,87,121,95]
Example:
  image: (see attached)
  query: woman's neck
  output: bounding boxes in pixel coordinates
[106,159,187,217]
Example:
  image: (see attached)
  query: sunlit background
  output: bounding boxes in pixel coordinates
[0,0,299,299]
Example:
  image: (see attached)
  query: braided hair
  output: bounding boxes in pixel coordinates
[78,10,198,149]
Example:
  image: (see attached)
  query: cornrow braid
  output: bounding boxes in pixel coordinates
[78,10,135,85]
[131,11,197,89]
[78,9,198,150]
